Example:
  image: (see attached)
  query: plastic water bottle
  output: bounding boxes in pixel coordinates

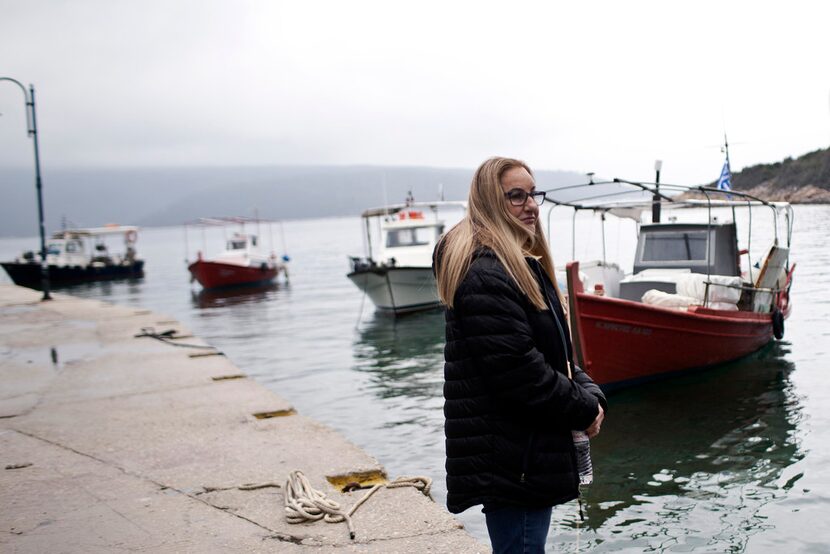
[572,430,593,486]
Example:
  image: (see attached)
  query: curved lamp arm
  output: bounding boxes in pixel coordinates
[0,76,51,300]
[0,77,35,135]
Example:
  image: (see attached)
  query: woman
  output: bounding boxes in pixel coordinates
[434,157,606,553]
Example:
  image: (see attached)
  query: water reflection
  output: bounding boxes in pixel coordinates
[57,278,144,297]
[352,309,445,400]
[554,341,802,552]
[190,283,279,309]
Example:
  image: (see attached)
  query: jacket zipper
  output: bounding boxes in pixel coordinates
[528,260,572,373]
[528,260,582,491]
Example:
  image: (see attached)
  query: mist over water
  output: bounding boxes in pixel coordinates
[1,205,826,552]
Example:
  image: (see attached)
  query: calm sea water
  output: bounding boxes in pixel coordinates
[1,205,827,552]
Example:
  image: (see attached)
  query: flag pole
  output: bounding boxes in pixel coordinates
[723,133,731,172]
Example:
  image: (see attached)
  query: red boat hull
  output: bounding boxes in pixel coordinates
[188,260,277,290]
[566,261,792,390]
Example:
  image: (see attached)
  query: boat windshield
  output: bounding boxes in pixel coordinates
[228,239,247,250]
[641,231,708,262]
[47,243,62,256]
[386,226,436,248]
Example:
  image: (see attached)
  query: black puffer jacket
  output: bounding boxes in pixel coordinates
[442,249,607,514]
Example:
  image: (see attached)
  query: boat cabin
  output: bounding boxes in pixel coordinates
[44,236,90,266]
[379,210,444,267]
[38,226,139,267]
[226,233,258,252]
[619,222,739,302]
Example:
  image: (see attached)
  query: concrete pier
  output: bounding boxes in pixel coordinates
[0,285,485,553]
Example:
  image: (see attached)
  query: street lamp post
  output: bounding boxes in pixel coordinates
[0,77,51,300]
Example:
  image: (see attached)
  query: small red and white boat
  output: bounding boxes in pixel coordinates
[186,218,289,290]
[546,179,794,391]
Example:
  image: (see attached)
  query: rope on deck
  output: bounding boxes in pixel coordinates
[134,327,217,350]
[284,470,432,540]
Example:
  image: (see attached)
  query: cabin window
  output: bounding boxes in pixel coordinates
[641,231,708,262]
[65,240,82,253]
[228,240,246,250]
[47,243,62,256]
[386,227,434,247]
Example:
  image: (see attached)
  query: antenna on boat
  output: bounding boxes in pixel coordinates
[652,159,662,223]
[184,222,189,265]
[438,183,444,201]
[721,133,731,169]
[382,171,389,217]
[279,220,288,259]
[254,208,261,243]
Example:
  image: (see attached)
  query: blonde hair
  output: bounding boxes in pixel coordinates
[436,157,564,310]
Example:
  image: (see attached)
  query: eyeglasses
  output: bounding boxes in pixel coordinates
[504,189,546,206]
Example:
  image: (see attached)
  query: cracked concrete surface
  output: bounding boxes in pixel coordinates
[0,285,486,553]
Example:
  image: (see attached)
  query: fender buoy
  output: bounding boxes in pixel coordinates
[772,308,784,340]
[125,229,138,243]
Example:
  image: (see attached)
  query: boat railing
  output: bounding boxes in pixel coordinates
[701,279,782,313]
[349,256,377,273]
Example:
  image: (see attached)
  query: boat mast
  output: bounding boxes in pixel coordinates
[652,159,662,223]
[723,133,731,171]
[365,217,373,260]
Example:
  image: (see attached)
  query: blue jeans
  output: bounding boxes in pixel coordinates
[483,504,553,554]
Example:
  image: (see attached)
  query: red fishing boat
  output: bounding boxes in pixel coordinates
[546,179,794,391]
[185,217,289,290]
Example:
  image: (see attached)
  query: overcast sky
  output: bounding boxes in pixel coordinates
[1,0,828,185]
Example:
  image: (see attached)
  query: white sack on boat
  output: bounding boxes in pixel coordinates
[642,289,697,309]
[676,273,742,304]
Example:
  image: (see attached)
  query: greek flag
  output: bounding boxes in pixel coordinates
[717,160,732,191]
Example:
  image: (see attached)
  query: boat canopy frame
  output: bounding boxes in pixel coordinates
[542,178,794,298]
[51,225,140,239]
[183,216,288,265]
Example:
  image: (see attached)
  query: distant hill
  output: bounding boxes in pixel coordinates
[720,146,830,202]
[0,164,586,237]
[5,150,826,238]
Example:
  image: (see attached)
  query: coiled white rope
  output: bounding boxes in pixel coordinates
[284,470,432,540]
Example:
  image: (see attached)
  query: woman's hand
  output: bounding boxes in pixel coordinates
[585,404,604,438]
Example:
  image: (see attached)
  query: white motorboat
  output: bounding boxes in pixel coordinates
[1,225,144,288]
[347,198,466,315]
